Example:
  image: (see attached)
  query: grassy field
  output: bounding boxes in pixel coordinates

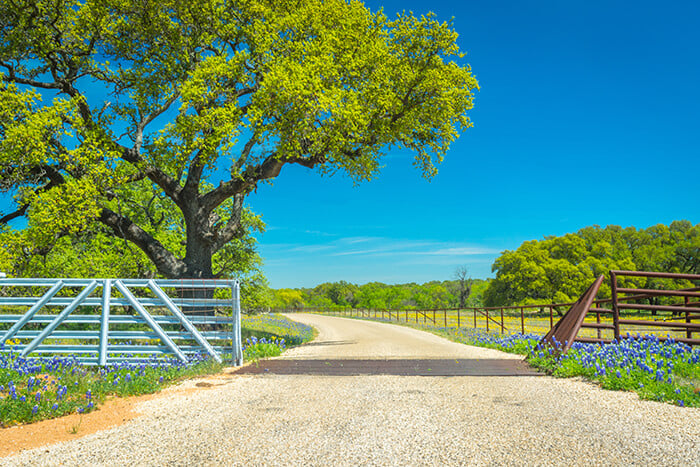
[324,308,696,342]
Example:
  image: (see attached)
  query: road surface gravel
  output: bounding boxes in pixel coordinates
[2,314,698,466]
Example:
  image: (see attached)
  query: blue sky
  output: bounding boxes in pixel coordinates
[248,0,700,287]
[2,1,698,288]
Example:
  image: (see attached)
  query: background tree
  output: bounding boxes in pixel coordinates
[483,221,700,307]
[271,288,305,310]
[0,0,478,281]
[353,282,391,310]
[452,266,472,308]
[411,281,452,309]
[283,278,489,311]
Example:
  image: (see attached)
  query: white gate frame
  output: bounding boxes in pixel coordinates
[0,278,242,366]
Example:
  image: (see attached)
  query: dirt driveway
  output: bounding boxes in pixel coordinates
[2,314,698,466]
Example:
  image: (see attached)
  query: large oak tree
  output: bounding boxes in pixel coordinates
[0,0,478,279]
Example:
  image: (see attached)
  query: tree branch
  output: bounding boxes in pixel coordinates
[183,147,208,196]
[98,207,186,277]
[119,147,184,204]
[201,153,323,212]
[134,90,180,153]
[0,164,66,225]
[210,193,244,253]
[0,65,63,90]
[0,204,29,225]
[232,132,258,173]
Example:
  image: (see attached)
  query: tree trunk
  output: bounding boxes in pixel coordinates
[101,196,233,330]
[177,210,220,328]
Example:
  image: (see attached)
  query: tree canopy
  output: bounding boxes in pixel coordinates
[0,0,478,280]
[483,221,700,307]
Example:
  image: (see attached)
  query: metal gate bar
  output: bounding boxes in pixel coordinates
[0,278,242,366]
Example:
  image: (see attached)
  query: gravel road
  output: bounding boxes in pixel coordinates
[2,314,698,466]
[280,313,523,360]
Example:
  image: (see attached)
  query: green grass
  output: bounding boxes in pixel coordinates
[241,313,315,360]
[242,313,315,346]
[319,308,696,341]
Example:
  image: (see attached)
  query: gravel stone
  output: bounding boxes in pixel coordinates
[2,314,698,466]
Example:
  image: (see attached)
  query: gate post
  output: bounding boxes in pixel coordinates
[232,281,243,365]
[610,271,621,341]
[99,280,112,366]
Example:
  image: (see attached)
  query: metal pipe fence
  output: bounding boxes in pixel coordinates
[0,278,243,366]
[277,270,700,346]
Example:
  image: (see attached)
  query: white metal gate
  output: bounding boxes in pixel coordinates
[0,278,242,366]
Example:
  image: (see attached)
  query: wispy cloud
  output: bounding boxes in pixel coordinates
[340,236,382,244]
[263,233,500,261]
[331,248,388,257]
[289,244,336,253]
[304,230,337,237]
[419,247,500,256]
[258,232,502,287]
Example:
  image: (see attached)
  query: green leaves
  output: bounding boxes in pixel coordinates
[485,222,700,307]
[278,278,490,311]
[1,0,478,286]
[241,0,477,181]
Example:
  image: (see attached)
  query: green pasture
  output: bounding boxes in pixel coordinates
[319,307,697,342]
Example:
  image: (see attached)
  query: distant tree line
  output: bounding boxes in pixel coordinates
[270,279,489,311]
[483,221,699,307]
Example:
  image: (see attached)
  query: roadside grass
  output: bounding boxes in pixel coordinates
[326,309,694,341]
[337,314,700,408]
[0,313,313,427]
[242,313,315,347]
[241,313,315,360]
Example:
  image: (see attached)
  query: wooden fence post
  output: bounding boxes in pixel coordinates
[686,296,692,339]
